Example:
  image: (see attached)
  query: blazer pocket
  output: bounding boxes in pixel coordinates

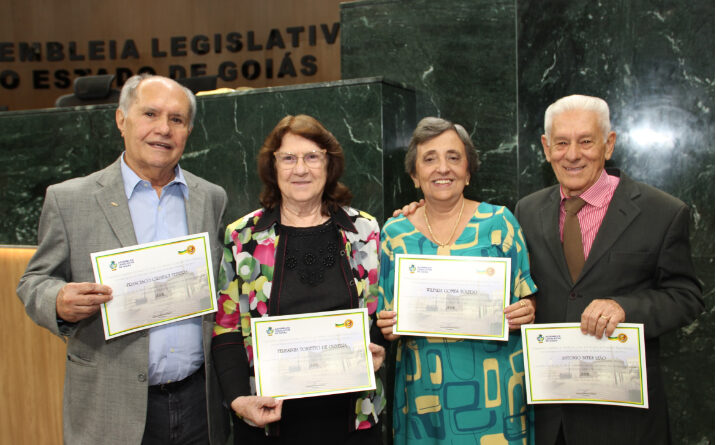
[66,352,97,368]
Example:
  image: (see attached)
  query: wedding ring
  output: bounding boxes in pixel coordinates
[600,315,609,320]
[519,300,526,308]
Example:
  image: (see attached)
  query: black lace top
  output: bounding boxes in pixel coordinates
[275,219,351,315]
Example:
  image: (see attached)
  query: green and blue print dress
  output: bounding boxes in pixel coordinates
[378,203,537,445]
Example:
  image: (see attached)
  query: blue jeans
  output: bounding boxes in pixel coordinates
[142,367,209,445]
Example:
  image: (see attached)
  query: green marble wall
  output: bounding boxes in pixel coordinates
[341,0,714,443]
[0,106,120,244]
[517,2,714,443]
[341,0,519,209]
[0,78,415,245]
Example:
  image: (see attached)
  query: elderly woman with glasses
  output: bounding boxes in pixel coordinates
[211,115,386,444]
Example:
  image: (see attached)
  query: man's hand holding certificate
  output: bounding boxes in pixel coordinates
[521,323,648,408]
[91,233,217,339]
[251,308,376,400]
[392,254,511,340]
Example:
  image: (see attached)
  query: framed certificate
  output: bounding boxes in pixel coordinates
[521,323,649,408]
[91,232,217,340]
[393,254,511,341]
[251,308,376,400]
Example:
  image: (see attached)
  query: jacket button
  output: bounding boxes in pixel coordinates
[138,373,147,382]
[569,292,576,300]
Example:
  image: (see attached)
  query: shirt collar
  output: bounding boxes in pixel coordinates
[255,205,357,233]
[560,169,612,208]
[120,152,188,200]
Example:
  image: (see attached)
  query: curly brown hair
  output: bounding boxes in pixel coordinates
[258,114,352,213]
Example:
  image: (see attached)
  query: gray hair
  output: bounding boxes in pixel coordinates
[405,117,480,176]
[118,74,197,129]
[544,94,611,141]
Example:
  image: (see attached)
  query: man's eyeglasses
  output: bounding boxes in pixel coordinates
[274,150,326,168]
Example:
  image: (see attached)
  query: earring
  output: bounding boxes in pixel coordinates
[465,180,469,186]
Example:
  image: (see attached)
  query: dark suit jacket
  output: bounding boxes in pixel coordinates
[17,158,230,445]
[514,168,703,445]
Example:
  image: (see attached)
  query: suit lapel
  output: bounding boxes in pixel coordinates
[95,159,137,247]
[540,188,573,282]
[580,173,641,280]
[185,174,205,234]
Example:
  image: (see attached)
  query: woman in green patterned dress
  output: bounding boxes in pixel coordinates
[377,117,537,444]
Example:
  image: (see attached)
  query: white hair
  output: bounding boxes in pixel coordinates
[118,74,197,129]
[544,94,611,141]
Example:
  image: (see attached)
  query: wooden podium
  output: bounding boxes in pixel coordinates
[1,247,65,444]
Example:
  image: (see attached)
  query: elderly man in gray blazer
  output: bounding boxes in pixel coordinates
[17,74,229,444]
[514,95,703,445]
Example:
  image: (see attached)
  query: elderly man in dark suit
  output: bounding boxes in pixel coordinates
[514,94,703,445]
[17,74,229,445]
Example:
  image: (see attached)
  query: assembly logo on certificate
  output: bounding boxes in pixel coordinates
[91,232,217,340]
[393,254,511,341]
[251,308,376,400]
[521,323,648,408]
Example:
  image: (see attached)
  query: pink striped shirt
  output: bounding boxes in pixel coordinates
[559,169,620,259]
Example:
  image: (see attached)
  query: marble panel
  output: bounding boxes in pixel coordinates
[341,0,520,208]
[0,105,122,244]
[0,78,416,244]
[518,1,714,443]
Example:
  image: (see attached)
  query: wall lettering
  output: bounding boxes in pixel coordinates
[0,24,339,90]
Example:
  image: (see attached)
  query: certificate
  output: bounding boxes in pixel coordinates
[91,233,217,340]
[521,323,648,408]
[393,254,511,340]
[251,308,376,400]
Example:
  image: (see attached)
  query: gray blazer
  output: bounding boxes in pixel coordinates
[515,168,703,445]
[17,158,230,445]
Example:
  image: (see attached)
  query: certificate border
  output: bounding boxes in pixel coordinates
[393,254,511,341]
[92,232,217,339]
[251,308,376,400]
[521,323,648,409]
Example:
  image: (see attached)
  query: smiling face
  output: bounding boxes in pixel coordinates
[411,129,469,203]
[542,109,616,197]
[115,77,191,185]
[275,132,328,209]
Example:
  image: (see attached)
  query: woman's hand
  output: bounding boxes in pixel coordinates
[504,296,536,330]
[230,396,283,427]
[368,343,386,371]
[377,310,400,341]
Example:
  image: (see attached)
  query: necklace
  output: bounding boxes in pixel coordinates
[424,197,465,247]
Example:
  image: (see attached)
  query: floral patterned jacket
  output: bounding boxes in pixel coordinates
[213,205,385,430]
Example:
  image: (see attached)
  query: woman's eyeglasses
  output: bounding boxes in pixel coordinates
[274,150,326,168]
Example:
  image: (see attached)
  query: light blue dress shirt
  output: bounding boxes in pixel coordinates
[120,154,204,385]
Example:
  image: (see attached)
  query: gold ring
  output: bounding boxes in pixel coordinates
[600,315,609,320]
[519,300,526,308]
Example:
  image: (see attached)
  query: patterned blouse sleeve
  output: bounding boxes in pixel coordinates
[214,219,245,336]
[354,212,381,317]
[502,208,538,300]
[356,214,387,349]
[211,218,253,403]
